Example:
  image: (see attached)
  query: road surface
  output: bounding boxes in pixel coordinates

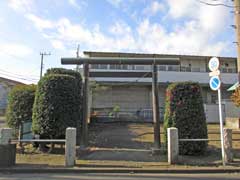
[0,173,239,180]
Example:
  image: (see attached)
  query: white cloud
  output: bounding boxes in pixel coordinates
[0,17,4,23]
[143,1,165,16]
[166,0,230,32]
[25,13,55,30]
[167,0,196,19]
[68,0,87,10]
[25,11,230,56]
[135,19,228,55]
[50,40,65,50]
[0,43,33,57]
[8,0,34,13]
[198,3,229,32]
[109,21,132,35]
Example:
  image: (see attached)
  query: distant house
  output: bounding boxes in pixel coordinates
[0,77,25,115]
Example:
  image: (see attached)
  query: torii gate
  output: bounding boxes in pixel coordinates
[61,57,179,149]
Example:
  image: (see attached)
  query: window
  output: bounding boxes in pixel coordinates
[109,64,129,70]
[110,64,116,69]
[158,65,166,71]
[168,65,180,71]
[99,64,108,69]
[91,64,99,69]
[211,94,217,104]
[128,65,135,70]
[181,66,191,72]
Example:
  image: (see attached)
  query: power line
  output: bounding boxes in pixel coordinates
[0,73,38,83]
[0,50,28,61]
[0,69,39,79]
[0,71,38,81]
[196,0,238,8]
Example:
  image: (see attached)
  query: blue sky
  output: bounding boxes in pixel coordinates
[0,0,236,84]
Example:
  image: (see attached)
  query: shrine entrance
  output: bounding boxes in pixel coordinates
[61,56,179,150]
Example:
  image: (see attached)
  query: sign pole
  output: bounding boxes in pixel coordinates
[208,57,225,166]
[218,88,225,166]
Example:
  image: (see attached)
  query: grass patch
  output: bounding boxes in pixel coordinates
[16,153,65,166]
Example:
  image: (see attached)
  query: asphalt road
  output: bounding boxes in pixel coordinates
[0,173,239,180]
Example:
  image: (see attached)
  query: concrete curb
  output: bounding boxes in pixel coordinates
[1,167,240,174]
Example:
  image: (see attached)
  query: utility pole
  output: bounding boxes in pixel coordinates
[40,52,51,78]
[76,44,80,72]
[76,44,80,58]
[234,0,240,82]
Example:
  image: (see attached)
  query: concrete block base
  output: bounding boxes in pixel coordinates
[0,144,16,167]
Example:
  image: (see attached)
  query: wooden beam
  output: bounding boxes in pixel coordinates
[152,63,161,149]
[61,57,180,65]
[81,63,89,147]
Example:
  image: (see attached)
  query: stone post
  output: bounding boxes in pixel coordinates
[0,128,16,167]
[65,127,76,167]
[223,128,233,163]
[0,128,13,144]
[167,127,178,164]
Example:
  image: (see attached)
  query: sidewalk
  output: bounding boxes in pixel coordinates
[1,165,240,174]
[12,149,240,174]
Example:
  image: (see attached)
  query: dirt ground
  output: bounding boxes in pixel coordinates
[77,122,240,165]
[88,122,158,149]
[80,122,166,162]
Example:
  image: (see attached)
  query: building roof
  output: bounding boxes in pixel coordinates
[83,51,236,61]
[0,76,25,86]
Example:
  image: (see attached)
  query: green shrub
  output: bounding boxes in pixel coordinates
[163,82,208,155]
[44,68,82,142]
[6,85,36,133]
[32,74,79,138]
[45,68,82,92]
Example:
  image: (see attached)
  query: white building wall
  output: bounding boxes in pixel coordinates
[92,86,152,111]
[91,84,237,123]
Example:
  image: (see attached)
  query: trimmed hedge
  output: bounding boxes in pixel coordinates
[32,74,79,138]
[163,82,208,155]
[45,68,82,87]
[6,85,36,133]
[44,68,82,142]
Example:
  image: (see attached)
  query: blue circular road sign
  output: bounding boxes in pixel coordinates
[209,76,221,91]
[208,57,219,72]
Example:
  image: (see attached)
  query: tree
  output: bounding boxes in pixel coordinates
[6,85,36,135]
[32,74,79,139]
